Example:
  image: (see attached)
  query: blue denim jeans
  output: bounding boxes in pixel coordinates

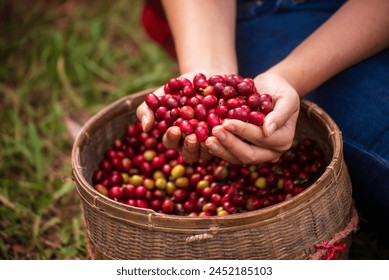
[235,0,389,225]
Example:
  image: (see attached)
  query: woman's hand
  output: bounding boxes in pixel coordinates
[136,72,214,163]
[204,72,300,164]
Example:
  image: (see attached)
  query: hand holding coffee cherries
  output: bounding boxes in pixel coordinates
[137,72,214,163]
[136,72,300,164]
[209,72,300,164]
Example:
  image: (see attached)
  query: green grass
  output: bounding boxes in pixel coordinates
[0,0,177,259]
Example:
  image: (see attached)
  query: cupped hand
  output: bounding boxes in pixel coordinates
[204,72,300,164]
[136,71,214,163]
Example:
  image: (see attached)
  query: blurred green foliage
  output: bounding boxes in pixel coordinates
[0,0,177,259]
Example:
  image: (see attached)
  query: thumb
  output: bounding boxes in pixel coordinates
[136,102,155,132]
[136,87,166,132]
[263,94,300,137]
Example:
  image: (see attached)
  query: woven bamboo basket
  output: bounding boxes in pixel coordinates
[71,89,357,260]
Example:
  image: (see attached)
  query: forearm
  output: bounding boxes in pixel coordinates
[161,0,238,74]
[268,0,389,96]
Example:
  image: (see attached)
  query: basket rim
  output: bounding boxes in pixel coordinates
[71,91,344,230]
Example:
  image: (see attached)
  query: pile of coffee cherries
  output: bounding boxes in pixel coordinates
[92,120,326,217]
[145,73,274,142]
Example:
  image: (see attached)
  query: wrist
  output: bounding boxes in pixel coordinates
[265,62,305,97]
[178,52,238,76]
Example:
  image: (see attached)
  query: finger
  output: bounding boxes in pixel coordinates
[205,136,241,164]
[209,126,282,164]
[180,134,200,163]
[221,119,265,144]
[221,119,293,151]
[199,142,214,161]
[162,126,181,150]
[136,102,155,132]
[136,86,166,132]
[152,86,166,98]
[262,110,299,151]
[263,93,300,137]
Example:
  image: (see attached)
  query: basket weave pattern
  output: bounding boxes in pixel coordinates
[72,90,354,260]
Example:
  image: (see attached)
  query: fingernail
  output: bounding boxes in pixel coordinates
[267,122,277,137]
[185,138,197,147]
[141,115,149,131]
[208,142,219,152]
[223,120,235,132]
[205,138,219,152]
[213,127,226,141]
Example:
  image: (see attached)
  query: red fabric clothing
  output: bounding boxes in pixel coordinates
[140,0,176,58]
